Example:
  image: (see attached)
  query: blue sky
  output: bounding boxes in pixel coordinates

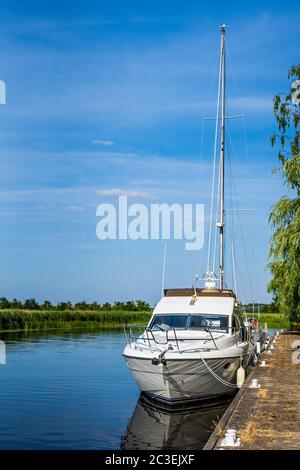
[0,0,299,305]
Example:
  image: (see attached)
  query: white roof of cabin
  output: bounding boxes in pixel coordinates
[153,296,234,315]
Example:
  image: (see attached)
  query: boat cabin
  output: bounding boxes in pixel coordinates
[149,288,242,335]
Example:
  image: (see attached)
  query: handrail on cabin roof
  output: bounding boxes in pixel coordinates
[164,288,235,298]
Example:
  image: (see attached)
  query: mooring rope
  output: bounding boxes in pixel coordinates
[199,354,239,389]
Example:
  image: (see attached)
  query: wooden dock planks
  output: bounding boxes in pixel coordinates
[204,332,300,450]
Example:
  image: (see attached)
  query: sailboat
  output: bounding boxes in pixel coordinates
[123,25,255,404]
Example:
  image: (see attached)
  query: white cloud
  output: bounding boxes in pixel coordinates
[129,178,157,185]
[92,139,114,146]
[96,188,156,199]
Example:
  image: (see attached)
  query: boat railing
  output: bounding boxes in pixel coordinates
[123,324,179,350]
[123,324,149,346]
[229,325,251,345]
[123,324,222,351]
[204,328,218,350]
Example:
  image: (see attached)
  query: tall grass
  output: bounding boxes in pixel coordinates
[243,312,290,329]
[1,309,296,333]
[0,309,152,332]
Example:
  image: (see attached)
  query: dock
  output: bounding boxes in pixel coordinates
[204,331,300,450]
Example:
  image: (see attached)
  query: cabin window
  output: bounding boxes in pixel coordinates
[150,314,188,330]
[189,314,228,332]
[149,313,229,332]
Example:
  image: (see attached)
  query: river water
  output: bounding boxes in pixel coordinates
[0,329,240,449]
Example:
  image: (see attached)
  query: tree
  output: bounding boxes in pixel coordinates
[42,300,53,310]
[57,301,73,311]
[88,302,101,311]
[0,297,10,309]
[268,64,300,321]
[136,300,151,311]
[74,301,88,310]
[101,302,111,311]
[10,298,23,309]
[124,301,136,311]
[113,301,124,310]
[23,298,40,310]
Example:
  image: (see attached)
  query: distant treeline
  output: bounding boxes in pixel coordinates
[0,297,277,313]
[0,297,151,312]
[241,303,277,313]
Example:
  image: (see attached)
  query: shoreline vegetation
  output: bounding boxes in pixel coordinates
[0,309,152,333]
[241,313,291,329]
[0,308,296,333]
[0,297,296,333]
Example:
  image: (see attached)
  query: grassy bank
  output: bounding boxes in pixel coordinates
[0,309,152,332]
[1,309,297,333]
[242,313,291,329]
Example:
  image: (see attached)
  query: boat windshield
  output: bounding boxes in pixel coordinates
[189,314,228,332]
[149,314,229,332]
[150,314,187,330]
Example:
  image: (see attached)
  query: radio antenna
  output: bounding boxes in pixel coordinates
[161,242,167,297]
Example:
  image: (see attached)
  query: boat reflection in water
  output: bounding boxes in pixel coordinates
[121,394,232,450]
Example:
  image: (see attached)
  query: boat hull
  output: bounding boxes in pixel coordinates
[123,354,248,403]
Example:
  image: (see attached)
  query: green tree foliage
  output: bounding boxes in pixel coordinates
[42,300,53,310]
[268,64,300,321]
[24,298,40,310]
[89,301,101,311]
[10,298,23,309]
[242,303,277,313]
[57,301,73,311]
[113,301,124,310]
[0,297,151,312]
[101,302,112,311]
[136,300,151,311]
[0,297,10,309]
[74,301,89,310]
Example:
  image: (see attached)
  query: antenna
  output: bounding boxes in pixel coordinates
[231,242,238,296]
[161,241,167,297]
[192,273,199,295]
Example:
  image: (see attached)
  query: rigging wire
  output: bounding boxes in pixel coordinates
[206,39,222,273]
[226,126,234,291]
[212,150,221,273]
[204,36,255,302]
[231,242,238,297]
[226,129,254,302]
[197,43,220,277]
[226,124,239,297]
[226,45,256,306]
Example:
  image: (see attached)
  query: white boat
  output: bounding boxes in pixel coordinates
[123,286,254,403]
[123,25,256,404]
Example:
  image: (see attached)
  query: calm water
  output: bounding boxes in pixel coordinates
[0,330,231,449]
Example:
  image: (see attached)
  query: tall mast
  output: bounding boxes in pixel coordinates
[218,25,226,290]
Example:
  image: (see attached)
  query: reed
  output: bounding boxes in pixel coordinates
[242,313,290,329]
[1,310,296,332]
[0,309,152,332]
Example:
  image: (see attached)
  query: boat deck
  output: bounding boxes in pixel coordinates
[204,331,300,450]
